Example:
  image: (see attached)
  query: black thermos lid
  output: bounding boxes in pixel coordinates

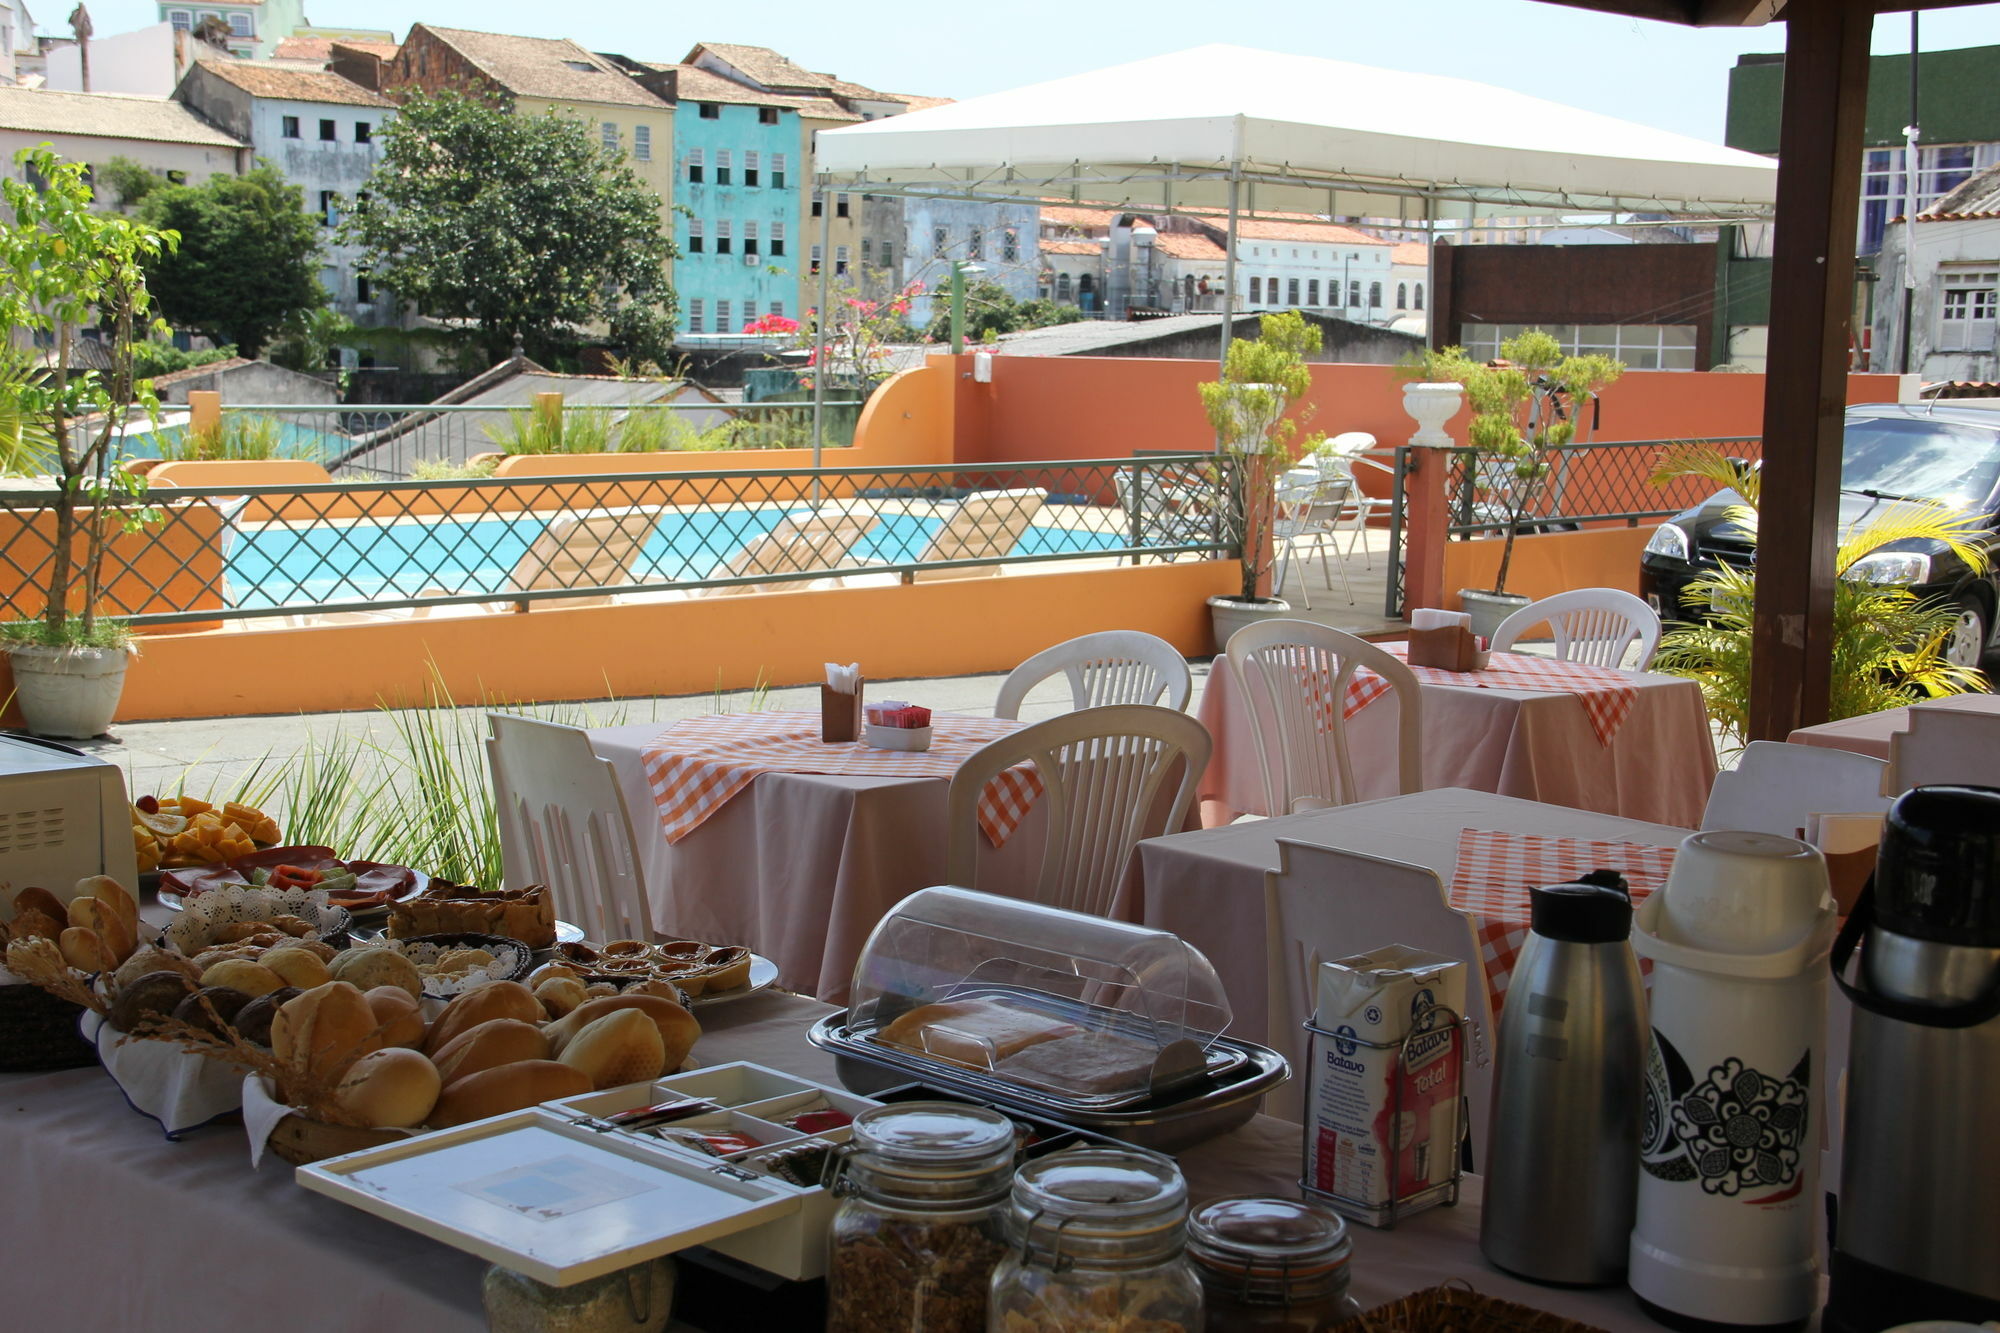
[1529,873,1633,943]
[1875,785,2000,947]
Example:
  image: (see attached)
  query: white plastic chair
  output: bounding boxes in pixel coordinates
[1490,588,1662,670]
[1886,705,2000,794]
[1226,620,1424,814]
[1700,740,1891,838]
[1263,839,1495,1163]
[993,630,1192,720]
[1316,435,1393,567]
[485,712,655,943]
[945,704,1211,919]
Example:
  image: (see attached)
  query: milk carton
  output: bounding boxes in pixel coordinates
[1306,944,1467,1226]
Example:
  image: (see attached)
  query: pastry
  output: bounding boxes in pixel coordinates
[387,882,556,949]
[993,1031,1163,1097]
[877,997,1080,1070]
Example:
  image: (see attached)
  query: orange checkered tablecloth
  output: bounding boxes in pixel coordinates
[640,711,1042,847]
[1449,828,1678,1014]
[1339,647,1641,748]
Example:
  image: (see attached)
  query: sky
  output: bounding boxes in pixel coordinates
[73,0,2000,145]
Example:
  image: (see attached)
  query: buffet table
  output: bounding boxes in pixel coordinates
[0,988,1666,1331]
[1197,646,1716,828]
[1785,691,2000,760]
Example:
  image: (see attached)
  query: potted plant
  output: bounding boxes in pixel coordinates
[1199,310,1326,649]
[1417,332,1623,639]
[0,147,176,738]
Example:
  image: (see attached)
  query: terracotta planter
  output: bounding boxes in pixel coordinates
[1208,594,1292,655]
[5,642,131,739]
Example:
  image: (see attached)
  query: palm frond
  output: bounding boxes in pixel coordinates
[1649,442,1759,509]
[1834,502,1991,579]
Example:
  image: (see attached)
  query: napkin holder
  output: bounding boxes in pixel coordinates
[821,680,863,743]
[1407,626,1487,672]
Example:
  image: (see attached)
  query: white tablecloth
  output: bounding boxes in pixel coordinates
[1786,691,2000,760]
[1139,787,1692,1041]
[1197,649,1717,829]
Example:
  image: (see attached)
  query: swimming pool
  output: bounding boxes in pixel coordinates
[225,507,1124,609]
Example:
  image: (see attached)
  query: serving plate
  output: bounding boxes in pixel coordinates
[159,848,426,918]
[689,952,778,1007]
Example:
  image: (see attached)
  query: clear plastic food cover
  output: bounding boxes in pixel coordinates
[844,887,1236,1105]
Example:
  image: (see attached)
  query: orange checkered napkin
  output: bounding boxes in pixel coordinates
[1341,648,1641,747]
[1448,828,1678,1014]
[640,711,1042,847]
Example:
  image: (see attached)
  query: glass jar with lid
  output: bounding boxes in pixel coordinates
[989,1147,1202,1333]
[825,1101,1016,1333]
[1186,1196,1362,1331]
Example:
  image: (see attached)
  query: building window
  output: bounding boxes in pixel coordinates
[687,218,703,253]
[318,190,336,226]
[933,226,948,259]
[1249,276,1261,303]
[1002,228,1019,263]
[227,11,251,36]
[320,119,337,141]
[1396,282,1407,309]
[717,299,731,331]
[716,219,732,255]
[1057,272,1072,302]
[168,9,191,30]
[1457,322,1698,371]
[743,220,758,257]
[835,245,849,276]
[835,193,849,219]
[1938,268,1999,352]
[811,192,823,218]
[880,240,893,270]
[688,299,704,333]
[1307,279,1319,306]
[769,301,784,318]
[1859,142,2000,255]
[356,275,372,304]
[354,121,372,144]
[685,148,703,183]
[714,150,731,186]
[1414,283,1424,311]
[771,154,786,190]
[281,115,300,139]
[1348,280,1361,307]
[861,238,872,263]
[743,150,758,187]
[770,221,786,257]
[758,107,778,125]
[810,244,822,275]
[1368,282,1381,308]
[967,227,982,261]
[632,125,650,160]
[1287,278,1300,305]
[601,122,618,153]
[699,103,719,120]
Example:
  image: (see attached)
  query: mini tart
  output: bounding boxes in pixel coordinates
[698,945,753,993]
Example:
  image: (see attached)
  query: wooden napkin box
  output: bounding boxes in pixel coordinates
[821,680,863,742]
[1407,626,1487,672]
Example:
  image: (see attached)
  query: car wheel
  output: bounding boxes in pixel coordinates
[1945,596,1991,672]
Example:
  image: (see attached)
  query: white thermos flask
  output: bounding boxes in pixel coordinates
[1628,830,1838,1330]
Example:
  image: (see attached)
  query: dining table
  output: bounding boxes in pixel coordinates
[1784,690,2000,760]
[1139,787,1693,1044]
[0,984,1678,1332]
[1197,642,1717,829]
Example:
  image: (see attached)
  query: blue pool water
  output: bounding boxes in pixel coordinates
[225,507,1122,608]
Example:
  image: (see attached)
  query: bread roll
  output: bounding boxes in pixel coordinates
[878,997,1079,1070]
[363,986,426,1049]
[433,1017,550,1086]
[10,887,68,931]
[58,926,117,974]
[233,986,300,1046]
[65,895,106,935]
[260,945,332,990]
[106,970,197,1033]
[335,1047,442,1129]
[200,958,287,998]
[430,1059,591,1129]
[271,980,382,1080]
[114,945,198,994]
[543,993,699,1069]
[558,1008,666,1090]
[93,908,136,964]
[328,946,424,999]
[422,980,545,1056]
[87,876,140,938]
[534,976,588,1019]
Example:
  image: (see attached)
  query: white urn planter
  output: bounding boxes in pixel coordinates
[1207,594,1292,654]
[1458,588,1532,642]
[1402,381,1465,444]
[6,643,131,738]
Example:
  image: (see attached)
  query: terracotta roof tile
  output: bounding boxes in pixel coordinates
[150,356,252,386]
[1234,216,1389,245]
[652,63,856,119]
[195,59,395,107]
[894,93,953,111]
[420,27,669,110]
[1040,240,1102,255]
[689,43,832,94]
[0,86,244,147]
[270,37,332,62]
[1391,241,1428,266]
[1918,162,2000,221]
[1151,232,1227,261]
[333,41,400,61]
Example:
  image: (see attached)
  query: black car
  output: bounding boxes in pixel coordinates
[1638,402,2000,671]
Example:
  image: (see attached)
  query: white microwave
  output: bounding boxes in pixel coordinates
[0,734,138,908]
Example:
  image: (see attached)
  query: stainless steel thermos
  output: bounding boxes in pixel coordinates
[1825,786,2000,1332]
[1628,830,1836,1330]
[1480,878,1646,1285]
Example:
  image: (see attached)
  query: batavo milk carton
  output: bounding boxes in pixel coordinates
[1307,944,1467,1226]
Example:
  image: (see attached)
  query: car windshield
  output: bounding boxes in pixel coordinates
[1842,417,2000,509]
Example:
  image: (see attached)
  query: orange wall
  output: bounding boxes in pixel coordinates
[47,559,1238,722]
[1440,526,1654,609]
[0,499,226,628]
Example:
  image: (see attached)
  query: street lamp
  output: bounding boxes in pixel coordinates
[949,261,986,354]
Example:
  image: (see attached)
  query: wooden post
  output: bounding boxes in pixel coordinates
[187,390,221,439]
[1748,0,1871,742]
[533,391,563,449]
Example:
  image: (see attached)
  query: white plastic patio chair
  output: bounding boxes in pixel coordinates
[1490,588,1663,670]
[1887,705,2000,793]
[944,704,1211,919]
[1700,740,1891,838]
[1316,434,1394,568]
[993,630,1192,719]
[1226,620,1424,814]
[1263,838,1494,1161]
[1272,475,1352,609]
[486,712,655,943]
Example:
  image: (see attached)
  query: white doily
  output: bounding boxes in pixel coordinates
[162,885,350,955]
[376,936,530,999]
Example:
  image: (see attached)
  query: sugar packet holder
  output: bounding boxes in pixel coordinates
[821,662,862,743]
[1406,625,1488,672]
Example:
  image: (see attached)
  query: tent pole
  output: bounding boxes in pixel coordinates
[1219,169,1241,376]
[1422,191,1436,351]
[810,183,835,502]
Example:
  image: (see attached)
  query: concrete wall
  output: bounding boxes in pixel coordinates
[155,360,338,405]
[1872,220,2000,383]
[0,126,240,186]
[899,198,1041,326]
[45,24,180,95]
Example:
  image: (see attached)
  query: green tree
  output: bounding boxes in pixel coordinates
[341,92,680,366]
[923,279,1085,342]
[138,164,325,358]
[94,157,162,211]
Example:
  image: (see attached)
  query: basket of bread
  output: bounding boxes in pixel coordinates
[0,877,143,1072]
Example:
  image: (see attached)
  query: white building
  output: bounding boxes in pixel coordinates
[1221,217,1396,324]
[1872,163,2000,383]
[1388,240,1430,332]
[156,0,305,59]
[173,59,393,326]
[898,196,1040,326]
[42,23,212,96]
[0,84,245,184]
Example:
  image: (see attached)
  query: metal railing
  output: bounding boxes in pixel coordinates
[204,400,868,481]
[0,455,1234,629]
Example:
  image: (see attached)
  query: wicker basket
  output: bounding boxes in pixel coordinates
[1355,1282,1611,1333]
[0,980,96,1073]
[266,1112,408,1166]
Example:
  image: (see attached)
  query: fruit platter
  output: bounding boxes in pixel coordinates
[131,795,282,872]
[159,846,426,916]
